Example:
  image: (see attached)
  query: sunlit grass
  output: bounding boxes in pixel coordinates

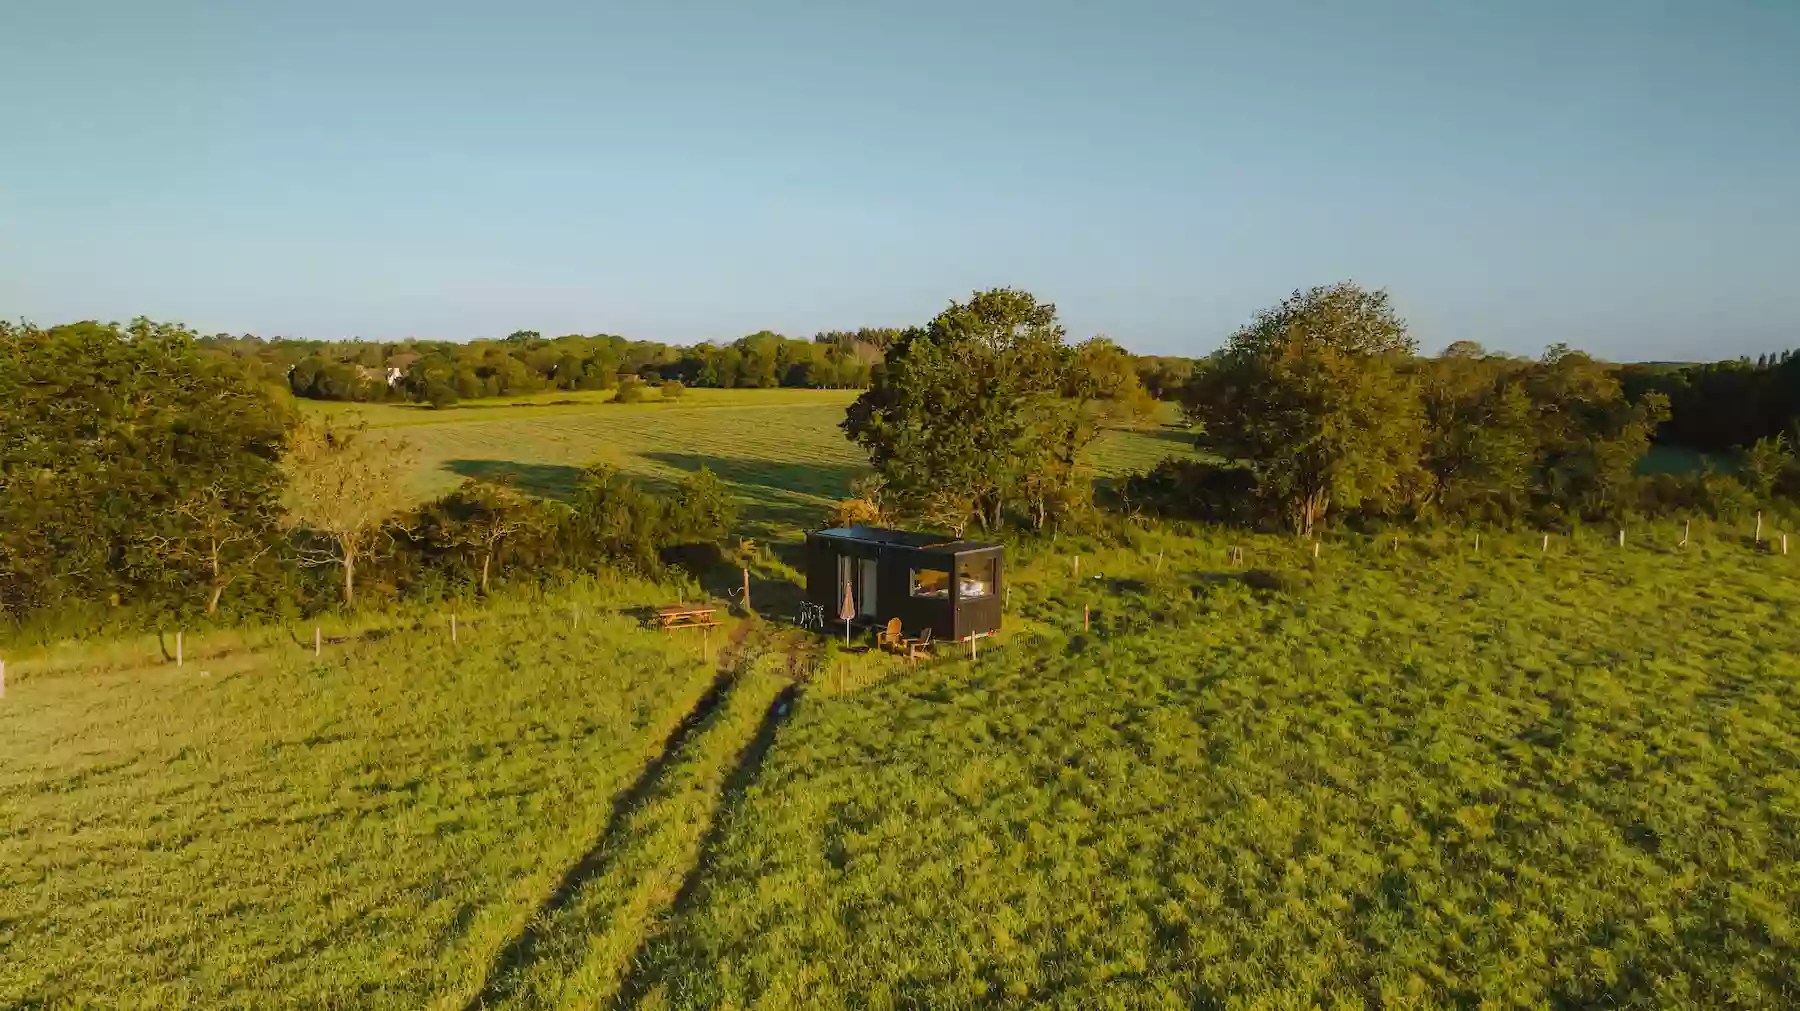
[0,579,731,1009]
[307,389,1199,539]
[18,391,1790,1007]
[629,529,1800,1009]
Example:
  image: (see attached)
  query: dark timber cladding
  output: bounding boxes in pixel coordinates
[804,526,1003,642]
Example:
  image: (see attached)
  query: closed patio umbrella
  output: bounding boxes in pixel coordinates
[839,579,856,645]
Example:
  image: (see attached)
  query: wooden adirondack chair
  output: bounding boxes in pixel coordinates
[904,627,934,664]
[875,617,905,653]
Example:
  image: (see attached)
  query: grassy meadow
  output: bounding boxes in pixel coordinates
[630,528,1800,1009]
[302,388,1198,538]
[6,389,1800,1008]
[0,578,752,1009]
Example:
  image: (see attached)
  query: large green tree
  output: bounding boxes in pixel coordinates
[0,319,291,624]
[1186,283,1425,536]
[843,288,1069,534]
[1523,346,1669,522]
[1415,344,1538,523]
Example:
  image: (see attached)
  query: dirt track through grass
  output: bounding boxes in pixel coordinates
[465,625,799,1010]
[607,529,1800,1009]
[0,587,731,1010]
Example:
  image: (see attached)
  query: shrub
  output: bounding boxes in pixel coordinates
[1242,568,1310,594]
[1124,459,1258,526]
[661,380,686,399]
[665,467,738,545]
[614,379,647,404]
[566,464,664,572]
[829,497,884,529]
[424,380,459,409]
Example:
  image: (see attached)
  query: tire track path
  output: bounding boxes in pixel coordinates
[463,622,797,1009]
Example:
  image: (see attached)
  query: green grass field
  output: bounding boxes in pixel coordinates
[7,392,1800,1008]
[303,389,1198,538]
[629,529,1800,1009]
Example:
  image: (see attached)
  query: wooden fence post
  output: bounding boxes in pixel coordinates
[1542,534,1549,554]
[1681,519,1690,548]
[1083,605,1090,632]
[176,631,183,668]
[1618,528,1625,549]
[314,625,321,657]
[1474,532,1480,553]
[1,657,6,699]
[1756,512,1763,544]
[451,612,458,645]
[1072,556,1080,579]
[742,568,751,614]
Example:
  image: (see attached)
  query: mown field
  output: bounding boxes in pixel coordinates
[6,391,1799,1008]
[303,388,1197,537]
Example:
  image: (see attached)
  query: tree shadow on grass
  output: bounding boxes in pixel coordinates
[639,452,864,503]
[444,459,588,501]
[638,451,867,540]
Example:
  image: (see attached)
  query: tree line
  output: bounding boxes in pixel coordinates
[8,293,1791,634]
[201,328,906,406]
[202,326,1214,410]
[1620,353,1800,455]
[0,320,739,637]
[843,285,1800,538]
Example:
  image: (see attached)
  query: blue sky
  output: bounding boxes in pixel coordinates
[2,0,1795,359]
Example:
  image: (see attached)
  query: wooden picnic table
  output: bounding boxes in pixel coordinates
[655,604,720,633]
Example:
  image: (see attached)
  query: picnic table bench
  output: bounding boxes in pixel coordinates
[655,605,720,633]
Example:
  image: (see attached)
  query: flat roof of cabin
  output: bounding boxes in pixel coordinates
[814,525,1001,555]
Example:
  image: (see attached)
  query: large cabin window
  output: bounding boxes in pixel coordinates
[957,556,995,599]
[910,567,950,599]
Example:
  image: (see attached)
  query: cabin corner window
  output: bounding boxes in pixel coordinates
[957,556,995,599]
[910,567,950,599]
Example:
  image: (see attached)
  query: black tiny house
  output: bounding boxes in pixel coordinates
[804,526,1003,642]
